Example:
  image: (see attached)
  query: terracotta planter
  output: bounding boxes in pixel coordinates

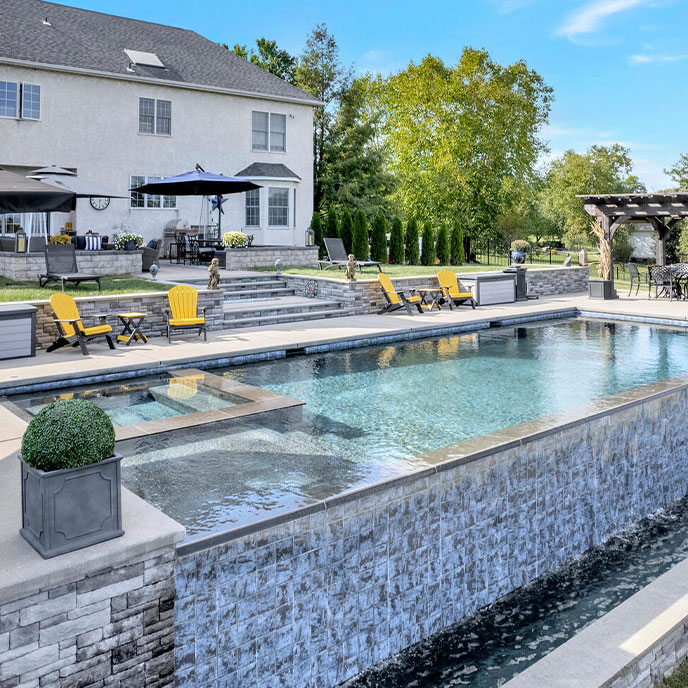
[20,453,124,559]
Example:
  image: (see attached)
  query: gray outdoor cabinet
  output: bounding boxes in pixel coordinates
[461,272,516,306]
[0,303,37,360]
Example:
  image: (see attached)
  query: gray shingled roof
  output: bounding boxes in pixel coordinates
[1,0,319,105]
[236,163,301,179]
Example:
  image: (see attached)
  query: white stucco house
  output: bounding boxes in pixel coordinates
[0,0,318,248]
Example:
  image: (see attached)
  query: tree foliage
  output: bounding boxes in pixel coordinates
[420,222,436,266]
[665,154,688,190]
[381,48,552,236]
[352,210,369,260]
[326,207,339,238]
[311,212,324,259]
[450,219,465,265]
[540,144,646,247]
[435,224,449,265]
[370,214,387,263]
[321,76,396,217]
[228,39,296,82]
[389,217,404,264]
[340,208,354,255]
[405,217,419,265]
[295,24,351,212]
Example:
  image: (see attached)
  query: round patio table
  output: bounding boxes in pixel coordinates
[116,312,148,346]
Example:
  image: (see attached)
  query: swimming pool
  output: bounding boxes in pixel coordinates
[107,317,688,538]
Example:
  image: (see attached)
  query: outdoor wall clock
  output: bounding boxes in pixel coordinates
[90,197,110,210]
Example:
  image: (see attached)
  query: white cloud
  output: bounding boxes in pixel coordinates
[557,0,651,40]
[490,0,540,14]
[629,53,688,63]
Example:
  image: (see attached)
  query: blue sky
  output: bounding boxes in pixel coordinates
[51,0,687,189]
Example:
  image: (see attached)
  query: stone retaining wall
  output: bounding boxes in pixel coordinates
[0,251,143,282]
[225,246,319,270]
[173,375,688,688]
[285,266,589,314]
[32,290,224,349]
[0,546,176,688]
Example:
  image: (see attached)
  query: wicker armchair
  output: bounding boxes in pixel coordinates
[141,239,161,272]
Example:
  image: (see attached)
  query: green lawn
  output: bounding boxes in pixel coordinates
[258,262,582,280]
[0,275,174,302]
[660,659,688,688]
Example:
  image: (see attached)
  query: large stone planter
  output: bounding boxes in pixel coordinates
[20,453,124,558]
[588,279,617,300]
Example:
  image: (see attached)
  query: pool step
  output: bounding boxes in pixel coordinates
[223,297,353,329]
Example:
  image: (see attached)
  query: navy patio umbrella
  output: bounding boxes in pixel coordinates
[131,167,260,234]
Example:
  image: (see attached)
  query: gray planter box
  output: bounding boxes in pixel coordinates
[588,279,617,300]
[0,303,36,360]
[20,453,124,559]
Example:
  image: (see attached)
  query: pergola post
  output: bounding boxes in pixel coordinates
[649,218,667,266]
[599,214,617,298]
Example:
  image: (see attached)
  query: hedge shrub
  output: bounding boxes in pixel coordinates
[370,214,387,263]
[326,207,339,239]
[389,217,404,264]
[451,219,465,265]
[21,399,116,472]
[420,222,436,266]
[352,210,370,261]
[311,212,324,259]
[405,217,419,266]
[340,209,354,255]
[436,224,449,265]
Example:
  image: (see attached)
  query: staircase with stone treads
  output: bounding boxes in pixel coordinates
[185,272,355,329]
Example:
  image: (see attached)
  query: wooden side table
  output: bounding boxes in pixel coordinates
[116,312,148,345]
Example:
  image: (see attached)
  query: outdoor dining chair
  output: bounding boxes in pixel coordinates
[648,265,674,300]
[626,262,648,296]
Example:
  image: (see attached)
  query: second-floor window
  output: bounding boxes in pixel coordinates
[130,175,176,208]
[252,111,286,152]
[0,81,40,119]
[245,189,260,227]
[139,98,171,135]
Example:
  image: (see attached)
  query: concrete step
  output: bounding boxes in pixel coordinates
[223,287,296,301]
[223,306,356,329]
[223,297,344,320]
[221,279,288,291]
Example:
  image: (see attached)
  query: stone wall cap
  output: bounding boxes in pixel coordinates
[0,454,185,605]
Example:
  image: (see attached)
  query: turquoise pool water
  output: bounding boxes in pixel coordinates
[114,318,688,537]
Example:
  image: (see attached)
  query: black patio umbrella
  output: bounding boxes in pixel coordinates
[0,170,75,213]
[131,167,260,233]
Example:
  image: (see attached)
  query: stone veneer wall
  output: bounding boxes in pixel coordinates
[0,546,176,688]
[32,290,224,349]
[225,246,318,270]
[0,251,143,282]
[285,266,589,314]
[173,378,688,688]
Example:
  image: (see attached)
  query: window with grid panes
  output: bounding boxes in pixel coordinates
[268,188,289,226]
[245,189,260,227]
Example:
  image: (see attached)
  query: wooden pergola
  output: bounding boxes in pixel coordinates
[578,192,688,296]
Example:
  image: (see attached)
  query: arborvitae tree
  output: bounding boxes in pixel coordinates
[352,209,369,260]
[420,221,436,266]
[311,212,324,259]
[326,206,339,238]
[405,217,419,266]
[435,224,449,265]
[370,214,387,263]
[450,219,465,265]
[340,208,354,255]
[389,217,404,264]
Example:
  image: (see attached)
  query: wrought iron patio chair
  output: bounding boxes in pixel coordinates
[627,263,648,296]
[648,265,673,300]
[671,263,688,300]
[174,233,189,264]
[38,244,102,291]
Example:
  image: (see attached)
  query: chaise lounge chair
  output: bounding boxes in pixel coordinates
[38,244,102,291]
[378,273,424,315]
[319,237,382,273]
[166,285,207,342]
[437,269,476,309]
[47,292,115,356]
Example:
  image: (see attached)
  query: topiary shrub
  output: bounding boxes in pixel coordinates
[21,399,116,472]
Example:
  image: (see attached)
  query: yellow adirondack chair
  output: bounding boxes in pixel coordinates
[378,273,424,315]
[47,293,115,356]
[437,269,476,310]
[166,285,207,342]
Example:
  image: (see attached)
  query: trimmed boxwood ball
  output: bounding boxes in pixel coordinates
[21,399,115,472]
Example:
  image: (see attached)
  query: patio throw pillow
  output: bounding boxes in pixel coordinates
[85,234,102,250]
[146,239,158,249]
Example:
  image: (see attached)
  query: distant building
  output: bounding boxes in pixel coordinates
[627,223,656,260]
[0,0,318,247]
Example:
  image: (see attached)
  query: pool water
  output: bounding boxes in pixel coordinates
[11,375,247,427]
[343,495,688,688]
[115,318,688,537]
